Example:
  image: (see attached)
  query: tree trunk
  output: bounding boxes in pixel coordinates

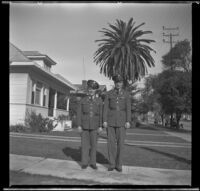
[170,113,173,128]
[176,112,182,129]
[160,114,164,126]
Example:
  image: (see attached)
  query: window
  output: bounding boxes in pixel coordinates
[31,82,36,104]
[31,91,35,104]
[43,88,47,107]
[35,88,41,105]
[31,81,43,106]
[57,92,67,110]
[44,63,50,72]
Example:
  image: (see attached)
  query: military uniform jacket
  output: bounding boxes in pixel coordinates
[103,89,131,127]
[77,96,103,130]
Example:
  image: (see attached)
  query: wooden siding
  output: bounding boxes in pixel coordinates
[10,104,26,125]
[10,66,72,124]
[10,73,28,104]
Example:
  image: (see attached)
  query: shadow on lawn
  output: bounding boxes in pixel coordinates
[62,146,109,168]
[127,145,191,165]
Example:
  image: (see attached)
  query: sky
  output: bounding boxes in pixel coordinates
[10,2,192,90]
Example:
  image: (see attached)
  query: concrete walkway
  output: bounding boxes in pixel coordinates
[10,154,191,185]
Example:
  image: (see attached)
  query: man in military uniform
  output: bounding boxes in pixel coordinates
[77,80,103,170]
[103,74,131,172]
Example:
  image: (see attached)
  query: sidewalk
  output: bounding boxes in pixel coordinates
[10,154,191,185]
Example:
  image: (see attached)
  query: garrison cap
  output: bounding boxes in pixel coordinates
[112,74,123,83]
[87,80,99,90]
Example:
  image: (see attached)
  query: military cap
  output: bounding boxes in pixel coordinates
[87,80,99,90]
[112,74,123,83]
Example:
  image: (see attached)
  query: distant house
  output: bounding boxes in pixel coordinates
[71,80,107,100]
[9,43,77,125]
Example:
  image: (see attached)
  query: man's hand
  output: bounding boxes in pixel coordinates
[125,122,131,129]
[77,126,82,132]
[103,122,108,128]
[97,127,103,134]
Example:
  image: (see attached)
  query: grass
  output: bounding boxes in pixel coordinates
[10,125,189,143]
[10,134,191,170]
[9,170,103,185]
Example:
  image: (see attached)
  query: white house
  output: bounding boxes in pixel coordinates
[9,43,77,125]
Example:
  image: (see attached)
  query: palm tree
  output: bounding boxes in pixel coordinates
[94,18,156,87]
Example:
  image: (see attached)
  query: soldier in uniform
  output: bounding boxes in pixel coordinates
[77,80,103,170]
[103,74,131,172]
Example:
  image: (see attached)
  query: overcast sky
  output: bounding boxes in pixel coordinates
[10,2,192,90]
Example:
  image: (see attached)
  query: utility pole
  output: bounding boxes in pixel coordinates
[162,26,179,70]
[162,26,179,128]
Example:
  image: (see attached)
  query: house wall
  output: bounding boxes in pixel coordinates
[10,104,26,125]
[28,69,71,118]
[10,73,28,104]
[34,60,44,68]
[10,66,72,125]
[9,73,29,125]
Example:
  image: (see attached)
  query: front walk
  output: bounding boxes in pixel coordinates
[10,154,191,185]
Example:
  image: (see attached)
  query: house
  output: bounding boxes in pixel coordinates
[9,43,77,125]
[71,80,107,100]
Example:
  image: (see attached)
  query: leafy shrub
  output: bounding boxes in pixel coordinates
[136,121,141,127]
[25,111,56,132]
[10,123,27,132]
[57,114,69,121]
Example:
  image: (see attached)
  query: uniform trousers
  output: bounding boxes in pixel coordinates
[81,129,97,166]
[107,126,126,169]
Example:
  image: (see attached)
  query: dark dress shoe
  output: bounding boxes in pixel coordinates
[90,165,98,170]
[115,167,122,172]
[108,167,115,171]
[81,165,88,169]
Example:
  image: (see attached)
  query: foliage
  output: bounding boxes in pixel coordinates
[94,18,156,87]
[25,111,56,132]
[57,114,69,121]
[152,70,191,127]
[10,123,27,132]
[69,96,80,117]
[57,94,67,110]
[162,39,192,72]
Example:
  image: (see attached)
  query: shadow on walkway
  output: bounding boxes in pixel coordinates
[62,146,109,168]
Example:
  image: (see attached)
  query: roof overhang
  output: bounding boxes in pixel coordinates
[26,55,57,66]
[10,61,77,91]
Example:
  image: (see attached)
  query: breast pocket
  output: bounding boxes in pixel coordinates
[93,103,100,114]
[82,103,89,113]
[119,97,126,110]
[109,97,116,109]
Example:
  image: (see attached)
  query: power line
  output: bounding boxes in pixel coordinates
[162,26,179,126]
[162,26,179,70]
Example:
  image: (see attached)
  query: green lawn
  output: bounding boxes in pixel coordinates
[10,135,191,170]
[9,170,103,185]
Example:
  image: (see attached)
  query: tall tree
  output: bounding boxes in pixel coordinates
[162,39,192,72]
[94,18,156,87]
[152,70,191,128]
